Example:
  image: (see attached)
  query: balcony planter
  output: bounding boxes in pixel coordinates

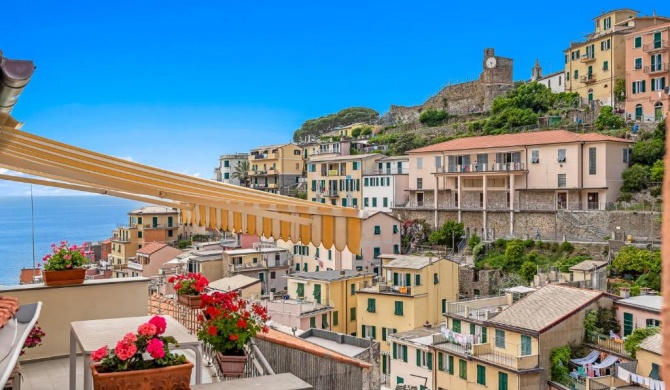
[42,268,86,286]
[215,352,247,378]
[90,361,194,390]
[177,294,202,309]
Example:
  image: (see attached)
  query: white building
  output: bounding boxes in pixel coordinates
[531,60,565,93]
[214,152,248,185]
[362,156,409,212]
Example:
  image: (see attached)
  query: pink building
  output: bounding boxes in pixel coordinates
[625,22,670,122]
[131,242,184,278]
[615,293,661,336]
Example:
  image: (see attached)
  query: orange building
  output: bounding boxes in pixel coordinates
[625,22,670,122]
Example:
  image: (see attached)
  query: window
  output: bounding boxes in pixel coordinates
[416,178,423,190]
[646,319,661,327]
[396,377,404,385]
[558,174,566,188]
[393,225,399,234]
[453,319,461,333]
[372,198,377,207]
[495,329,505,348]
[651,53,663,72]
[603,16,611,30]
[634,36,642,48]
[603,60,609,71]
[434,273,439,284]
[310,317,316,328]
[328,250,332,260]
[600,39,611,51]
[458,359,467,380]
[138,231,143,238]
[521,335,532,356]
[394,343,408,363]
[531,150,539,164]
[350,283,355,295]
[350,307,356,321]
[393,244,399,254]
[557,149,566,163]
[270,271,276,279]
[394,301,404,316]
[363,197,369,207]
[364,178,369,187]
[566,71,570,80]
[416,157,423,169]
[634,57,642,69]
[374,247,381,258]
[374,225,381,235]
[441,299,446,314]
[499,372,509,390]
[297,283,305,297]
[415,274,421,285]
[589,147,597,175]
[573,69,578,80]
[303,263,308,272]
[313,284,321,304]
[361,325,376,339]
[623,148,629,163]
[477,365,486,385]
[415,350,433,370]
[294,149,301,155]
[223,172,230,179]
[632,80,647,94]
[651,77,666,92]
[352,161,359,170]
[223,160,230,168]
[383,197,388,208]
[435,156,442,168]
[367,298,376,313]
[654,31,662,48]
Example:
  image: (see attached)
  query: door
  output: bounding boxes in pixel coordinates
[397,161,403,174]
[556,192,567,210]
[386,162,391,174]
[655,103,664,122]
[417,192,424,207]
[152,216,158,228]
[623,312,634,336]
[587,193,599,210]
[636,105,643,121]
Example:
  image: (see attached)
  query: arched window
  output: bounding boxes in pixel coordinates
[654,102,664,122]
[635,104,643,121]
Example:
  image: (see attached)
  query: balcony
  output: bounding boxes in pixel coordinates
[3,278,311,390]
[394,201,433,209]
[437,162,526,174]
[585,332,629,356]
[472,344,540,371]
[327,170,341,176]
[580,73,596,84]
[324,189,338,197]
[268,183,278,189]
[580,53,596,63]
[358,282,413,296]
[363,167,408,175]
[252,153,277,160]
[229,258,291,273]
[644,63,668,74]
[144,223,178,229]
[643,40,667,53]
[126,261,143,271]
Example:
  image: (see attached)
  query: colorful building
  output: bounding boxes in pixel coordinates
[207,274,262,299]
[564,9,670,106]
[614,294,661,336]
[222,242,293,294]
[284,270,374,335]
[356,254,460,379]
[248,143,304,195]
[624,22,670,122]
[362,156,409,212]
[117,242,183,278]
[306,154,382,208]
[214,152,248,185]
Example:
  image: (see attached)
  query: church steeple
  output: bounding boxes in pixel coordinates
[531,59,542,81]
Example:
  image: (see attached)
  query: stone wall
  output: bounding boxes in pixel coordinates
[487,191,508,209]
[458,266,504,298]
[487,212,510,238]
[436,211,459,227]
[461,212,484,232]
[519,190,556,210]
[461,191,482,209]
[513,212,556,240]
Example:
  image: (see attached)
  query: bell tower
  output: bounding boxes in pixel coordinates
[531,59,543,81]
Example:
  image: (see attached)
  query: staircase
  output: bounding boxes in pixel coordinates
[557,210,609,241]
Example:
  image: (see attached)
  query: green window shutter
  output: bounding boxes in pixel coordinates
[394,301,404,316]
[495,329,505,348]
[393,272,399,285]
[477,365,486,385]
[521,335,532,356]
[635,36,642,48]
[438,353,443,371]
[367,298,376,312]
[382,327,387,341]
[382,355,387,373]
[482,327,488,343]
[303,263,308,272]
[453,319,461,333]
[459,359,467,380]
[403,345,408,363]
[499,372,508,390]
[416,349,422,367]
[470,323,476,335]
[350,307,356,321]
[313,284,321,304]
[397,376,404,384]
[434,273,439,284]
[393,343,397,359]
[441,299,446,314]
[333,311,338,326]
[624,312,634,336]
[374,225,381,234]
[350,283,355,295]
[448,356,454,375]
[295,263,300,271]
[427,352,433,370]
[393,225,399,234]
[297,283,304,297]
[405,273,411,286]
[362,325,366,337]
[310,317,316,328]
[642,80,646,92]
[259,272,264,281]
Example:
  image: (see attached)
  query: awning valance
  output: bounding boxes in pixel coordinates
[0,122,362,253]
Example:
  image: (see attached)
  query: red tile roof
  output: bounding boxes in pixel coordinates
[136,242,168,255]
[255,329,372,369]
[408,130,631,154]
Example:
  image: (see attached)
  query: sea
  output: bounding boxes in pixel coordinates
[0,196,144,286]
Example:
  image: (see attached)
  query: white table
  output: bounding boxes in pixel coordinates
[69,315,202,390]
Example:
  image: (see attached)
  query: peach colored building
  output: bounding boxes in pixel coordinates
[132,242,183,278]
[401,130,633,237]
[614,294,661,336]
[625,22,670,122]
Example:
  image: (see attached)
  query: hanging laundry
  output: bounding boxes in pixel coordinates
[616,367,630,383]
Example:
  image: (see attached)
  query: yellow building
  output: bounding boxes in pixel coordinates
[434,284,615,390]
[109,205,181,276]
[632,333,662,384]
[307,154,383,208]
[564,9,670,105]
[248,143,304,195]
[285,270,374,335]
[356,254,459,379]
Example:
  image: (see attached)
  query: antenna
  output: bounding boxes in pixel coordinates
[31,184,36,282]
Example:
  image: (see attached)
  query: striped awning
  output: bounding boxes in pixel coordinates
[0,116,362,253]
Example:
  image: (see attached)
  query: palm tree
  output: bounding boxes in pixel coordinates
[231,160,251,187]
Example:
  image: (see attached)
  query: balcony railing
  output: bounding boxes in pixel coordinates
[324,189,339,197]
[580,73,596,84]
[127,261,143,271]
[363,167,409,175]
[358,282,413,295]
[327,169,342,176]
[472,344,540,370]
[643,40,667,52]
[437,162,526,173]
[144,223,177,229]
[585,332,628,356]
[267,183,278,189]
[581,54,596,63]
[229,258,290,272]
[644,63,668,74]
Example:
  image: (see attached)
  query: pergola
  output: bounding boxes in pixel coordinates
[0,112,363,253]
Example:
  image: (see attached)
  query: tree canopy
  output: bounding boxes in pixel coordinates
[293,107,379,141]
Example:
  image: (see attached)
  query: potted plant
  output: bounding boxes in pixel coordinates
[197,291,269,377]
[41,241,90,286]
[89,316,193,390]
[169,273,209,309]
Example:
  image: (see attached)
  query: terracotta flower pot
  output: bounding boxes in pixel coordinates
[90,362,193,390]
[215,352,247,378]
[42,269,86,286]
[177,294,202,309]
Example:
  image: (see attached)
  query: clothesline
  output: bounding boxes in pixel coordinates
[617,366,665,390]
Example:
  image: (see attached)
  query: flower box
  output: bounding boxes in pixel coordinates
[90,361,193,390]
[215,352,246,378]
[177,294,202,309]
[42,269,86,286]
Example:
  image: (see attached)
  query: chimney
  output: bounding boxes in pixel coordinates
[640,287,651,296]
[424,321,431,329]
[620,287,631,299]
[340,270,346,276]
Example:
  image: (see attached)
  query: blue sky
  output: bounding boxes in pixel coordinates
[2,0,669,195]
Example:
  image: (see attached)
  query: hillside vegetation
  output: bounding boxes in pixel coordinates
[292,107,379,142]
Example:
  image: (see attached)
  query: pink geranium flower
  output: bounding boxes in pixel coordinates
[114,340,137,361]
[137,323,157,337]
[91,346,108,362]
[146,338,165,359]
[148,316,167,335]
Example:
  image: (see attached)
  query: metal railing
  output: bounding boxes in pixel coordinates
[581,53,596,63]
[437,162,526,173]
[472,344,539,370]
[644,63,668,73]
[363,168,409,175]
[585,332,628,355]
[643,40,667,52]
[580,73,596,83]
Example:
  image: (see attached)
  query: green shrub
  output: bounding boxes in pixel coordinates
[624,327,660,358]
[650,159,664,183]
[468,234,481,250]
[523,239,535,248]
[594,106,625,130]
[419,109,449,127]
[559,241,575,253]
[520,261,537,283]
[550,346,572,383]
[617,192,632,202]
[632,139,665,166]
[472,243,485,259]
[621,164,650,192]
